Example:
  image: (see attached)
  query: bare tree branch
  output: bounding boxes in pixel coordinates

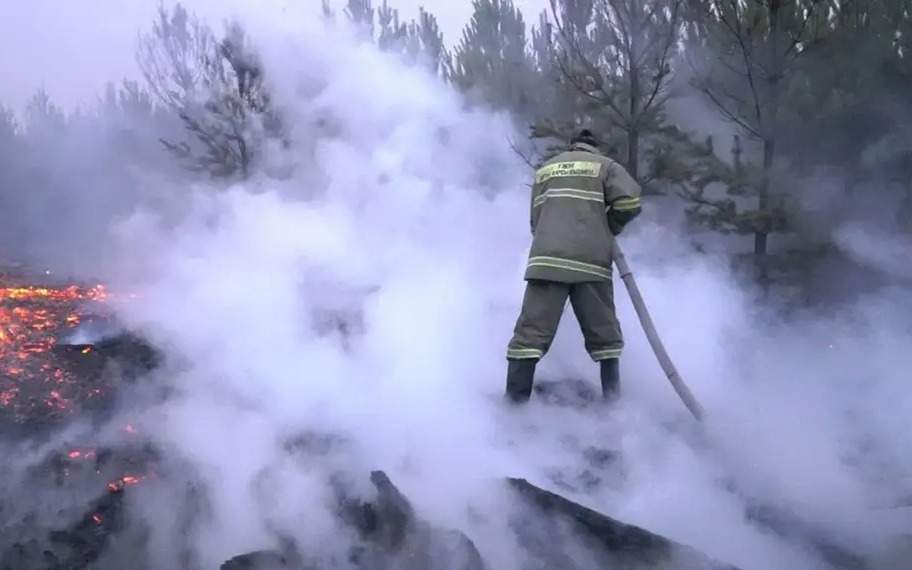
[137,5,282,180]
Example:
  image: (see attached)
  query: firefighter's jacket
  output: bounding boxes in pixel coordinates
[525,142,642,283]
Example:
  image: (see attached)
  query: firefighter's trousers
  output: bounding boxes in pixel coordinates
[507,279,623,362]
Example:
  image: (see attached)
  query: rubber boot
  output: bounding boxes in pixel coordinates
[600,358,620,401]
[505,359,536,404]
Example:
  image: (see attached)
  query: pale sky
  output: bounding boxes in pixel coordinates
[0,0,550,113]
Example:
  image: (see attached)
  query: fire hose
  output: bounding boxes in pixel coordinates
[612,243,706,421]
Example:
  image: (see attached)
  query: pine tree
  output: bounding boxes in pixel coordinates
[402,8,446,75]
[527,10,592,159]
[785,1,912,181]
[137,3,283,180]
[376,1,406,50]
[23,89,67,142]
[447,0,539,120]
[794,0,912,235]
[685,0,832,276]
[539,0,685,183]
[345,0,375,38]
[0,106,17,142]
[329,0,446,75]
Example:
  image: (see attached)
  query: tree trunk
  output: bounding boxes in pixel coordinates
[627,127,640,182]
[756,0,783,284]
[755,138,774,258]
[756,138,773,295]
[627,5,641,182]
[239,138,249,180]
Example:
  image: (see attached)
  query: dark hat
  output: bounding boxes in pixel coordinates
[571,129,599,147]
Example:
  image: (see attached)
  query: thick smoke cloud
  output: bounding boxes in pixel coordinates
[2,3,911,569]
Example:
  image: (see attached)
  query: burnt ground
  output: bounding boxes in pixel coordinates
[0,271,746,569]
[0,268,156,437]
[0,271,165,568]
[0,271,892,569]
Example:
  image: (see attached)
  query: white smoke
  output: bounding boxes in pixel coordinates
[16,6,907,570]
[834,222,912,282]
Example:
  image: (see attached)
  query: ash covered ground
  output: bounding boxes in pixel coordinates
[0,268,741,570]
[0,269,157,568]
[0,264,909,569]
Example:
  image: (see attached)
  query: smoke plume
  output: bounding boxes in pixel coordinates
[3,3,912,569]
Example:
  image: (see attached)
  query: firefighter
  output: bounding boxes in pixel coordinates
[505,129,642,403]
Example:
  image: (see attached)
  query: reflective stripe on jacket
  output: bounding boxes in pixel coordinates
[526,142,641,283]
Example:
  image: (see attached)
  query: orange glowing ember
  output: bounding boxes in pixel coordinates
[0,279,112,423]
[67,449,97,460]
[107,474,145,492]
[0,284,108,302]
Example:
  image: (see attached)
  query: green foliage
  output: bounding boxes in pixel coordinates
[783,0,912,175]
[24,89,67,140]
[127,0,912,262]
[0,106,17,142]
[687,0,832,142]
[327,0,447,74]
[447,0,539,119]
[137,3,283,181]
[534,0,685,181]
[402,9,446,75]
[682,0,835,258]
[663,133,790,235]
[6,0,911,283]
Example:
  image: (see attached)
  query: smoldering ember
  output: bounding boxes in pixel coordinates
[2,1,912,569]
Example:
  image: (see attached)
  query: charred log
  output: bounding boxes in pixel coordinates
[746,503,868,570]
[221,550,293,570]
[508,478,741,570]
[336,470,485,570]
[222,469,485,570]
